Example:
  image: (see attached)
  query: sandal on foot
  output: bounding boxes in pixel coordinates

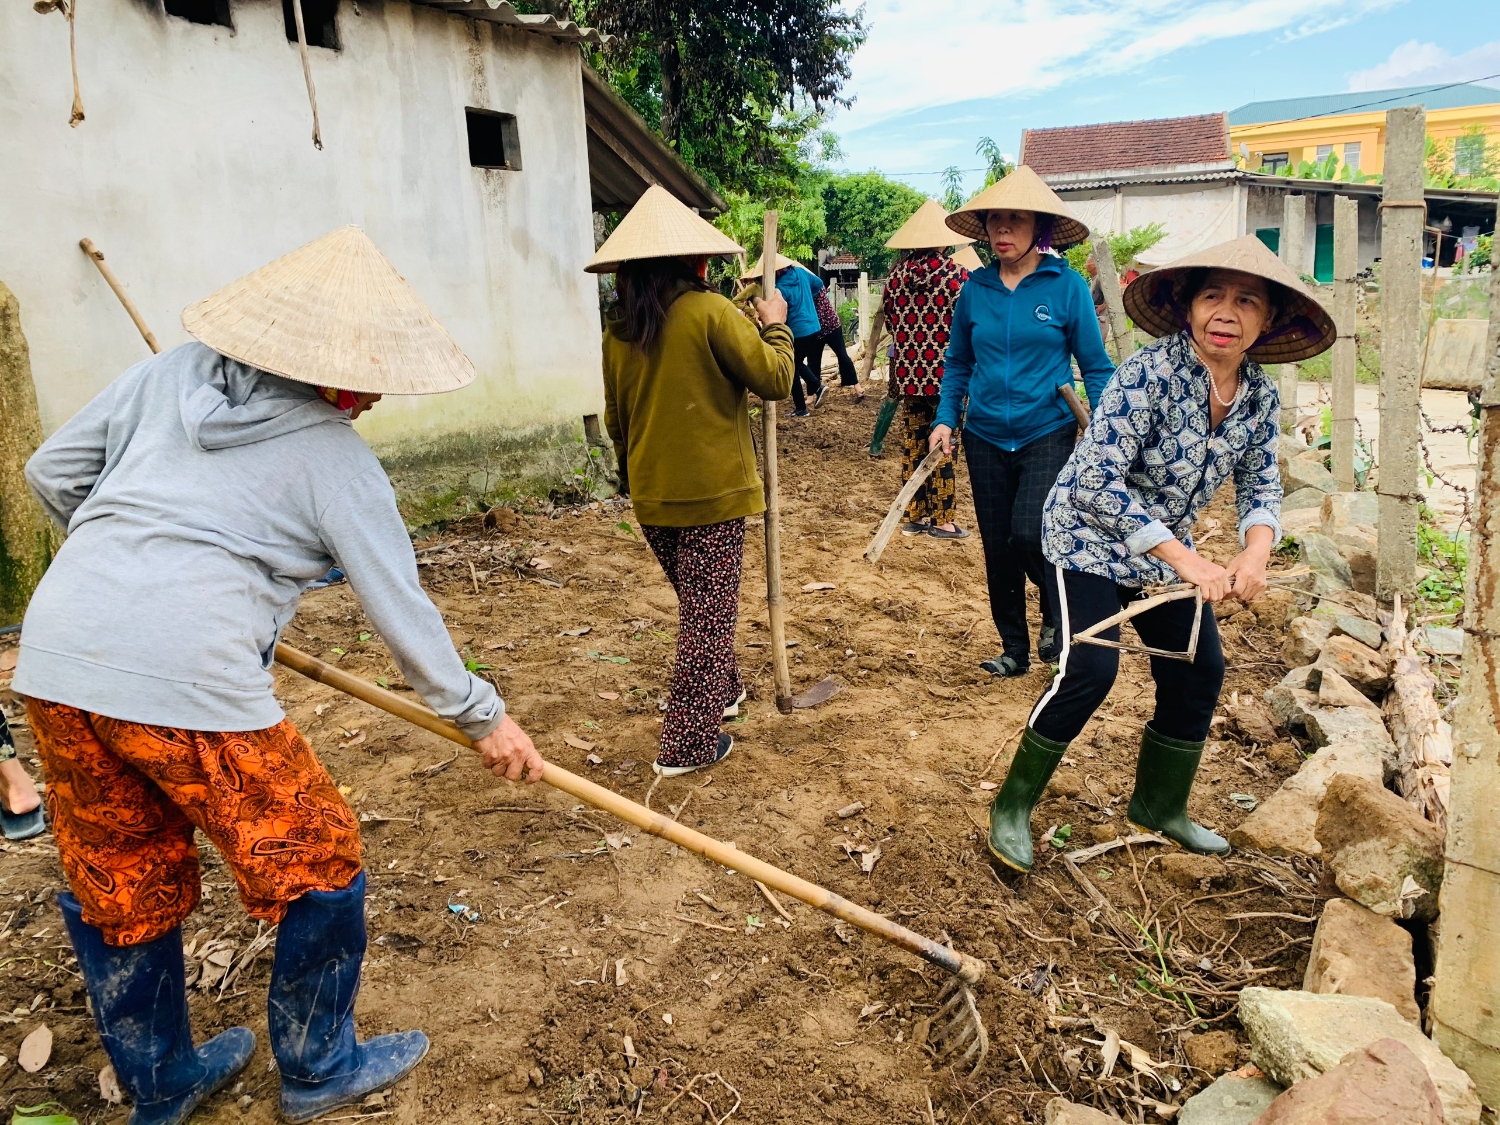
[980,654,1030,678]
[926,525,970,540]
[653,734,733,777]
[0,804,45,842]
[900,520,931,536]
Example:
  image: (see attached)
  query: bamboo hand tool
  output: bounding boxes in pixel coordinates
[1070,583,1203,662]
[80,239,161,355]
[759,211,793,714]
[274,642,989,1074]
[864,447,945,564]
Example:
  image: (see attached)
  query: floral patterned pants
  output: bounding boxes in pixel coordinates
[28,699,361,946]
[900,396,957,525]
[641,519,746,767]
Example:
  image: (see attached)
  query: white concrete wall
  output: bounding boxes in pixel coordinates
[0,0,603,449]
[1057,182,1242,266]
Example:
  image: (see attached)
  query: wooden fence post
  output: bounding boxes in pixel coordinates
[1376,106,1425,604]
[1331,195,1359,490]
[857,272,870,347]
[1278,193,1307,432]
[0,283,57,626]
[1089,232,1130,363]
[1429,193,1500,1108]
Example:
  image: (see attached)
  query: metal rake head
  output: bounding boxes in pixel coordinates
[930,974,989,1076]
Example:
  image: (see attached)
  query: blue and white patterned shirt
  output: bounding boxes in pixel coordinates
[1041,331,1282,587]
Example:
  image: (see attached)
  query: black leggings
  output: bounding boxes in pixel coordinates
[1029,566,1225,744]
[964,426,1076,659]
[791,334,825,411]
[807,329,858,387]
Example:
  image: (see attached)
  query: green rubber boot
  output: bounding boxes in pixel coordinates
[987,727,1069,873]
[1127,724,1230,855]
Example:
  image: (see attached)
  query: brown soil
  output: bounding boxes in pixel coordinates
[0,390,1325,1124]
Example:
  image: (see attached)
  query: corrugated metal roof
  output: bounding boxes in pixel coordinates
[1229,83,1500,126]
[410,0,611,46]
[1043,167,1239,191]
[1022,113,1229,175]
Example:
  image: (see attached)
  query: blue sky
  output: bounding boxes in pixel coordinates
[826,0,1500,197]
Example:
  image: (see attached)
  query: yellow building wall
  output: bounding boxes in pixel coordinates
[1231,104,1500,174]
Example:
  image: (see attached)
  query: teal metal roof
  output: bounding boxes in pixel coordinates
[1229,83,1500,126]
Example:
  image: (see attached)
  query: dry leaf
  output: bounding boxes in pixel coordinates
[978,780,998,791]
[18,1023,52,1072]
[1100,1028,1120,1079]
[99,1063,122,1104]
[558,627,592,637]
[0,651,18,672]
[529,558,554,570]
[563,733,595,751]
[1122,1039,1159,1076]
[614,958,627,987]
[598,691,620,700]
[622,1034,638,1062]
[604,832,632,850]
[586,753,604,766]
[800,582,837,592]
[859,845,882,875]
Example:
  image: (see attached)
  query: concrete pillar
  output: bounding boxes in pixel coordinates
[0,282,56,626]
[1090,232,1130,363]
[1278,193,1307,431]
[857,272,871,345]
[1376,106,1425,605]
[1330,195,1359,491]
[1430,193,1500,1108]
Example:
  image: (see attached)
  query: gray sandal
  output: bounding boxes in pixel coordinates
[980,654,1030,677]
[927,525,970,540]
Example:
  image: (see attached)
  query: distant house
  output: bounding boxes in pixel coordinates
[1229,83,1500,178]
[1024,112,1496,280]
[3,0,714,455]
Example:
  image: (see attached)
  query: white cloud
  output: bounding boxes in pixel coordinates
[839,0,1401,130]
[1346,39,1500,91]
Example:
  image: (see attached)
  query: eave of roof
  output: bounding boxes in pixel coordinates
[1045,167,1499,207]
[409,0,611,46]
[1229,83,1500,126]
[1041,161,1238,189]
[581,64,726,216]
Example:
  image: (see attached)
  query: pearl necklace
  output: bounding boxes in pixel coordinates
[1210,369,1241,409]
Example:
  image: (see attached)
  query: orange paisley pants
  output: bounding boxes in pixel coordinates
[27,699,361,946]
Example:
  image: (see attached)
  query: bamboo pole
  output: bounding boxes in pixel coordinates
[273,642,984,983]
[1376,106,1425,604]
[1330,195,1359,490]
[79,239,160,355]
[1430,193,1500,1107]
[760,211,792,713]
[1278,193,1307,433]
[289,0,323,150]
[1089,232,1130,362]
[857,272,870,345]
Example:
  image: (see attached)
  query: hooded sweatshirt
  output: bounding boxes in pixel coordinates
[14,342,502,738]
[935,256,1115,451]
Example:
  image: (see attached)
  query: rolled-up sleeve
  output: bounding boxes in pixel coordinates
[318,467,503,740]
[1234,379,1284,545]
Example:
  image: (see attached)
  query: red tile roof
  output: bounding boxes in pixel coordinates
[1022,113,1230,175]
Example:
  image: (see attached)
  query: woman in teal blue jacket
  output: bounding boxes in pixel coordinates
[930,167,1114,676]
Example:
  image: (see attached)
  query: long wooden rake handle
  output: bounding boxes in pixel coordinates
[864,447,945,564]
[274,643,986,985]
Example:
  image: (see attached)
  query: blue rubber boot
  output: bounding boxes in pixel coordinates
[58,893,254,1125]
[270,871,429,1123]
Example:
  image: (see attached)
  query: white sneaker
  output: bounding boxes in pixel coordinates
[653,735,733,777]
[722,689,748,719]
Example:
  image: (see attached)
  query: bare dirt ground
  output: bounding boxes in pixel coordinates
[0,389,1323,1125]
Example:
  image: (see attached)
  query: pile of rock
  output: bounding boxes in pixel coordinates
[1277,435,1378,596]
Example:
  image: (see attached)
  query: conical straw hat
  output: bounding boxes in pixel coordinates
[740,252,799,280]
[1122,234,1335,363]
[946,165,1089,248]
[586,185,744,274]
[182,226,475,395]
[886,199,974,249]
[949,245,984,272]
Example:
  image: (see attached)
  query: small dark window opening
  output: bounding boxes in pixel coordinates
[165,0,232,28]
[466,108,523,170]
[283,0,338,50]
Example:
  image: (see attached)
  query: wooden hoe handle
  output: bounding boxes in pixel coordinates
[274,643,985,985]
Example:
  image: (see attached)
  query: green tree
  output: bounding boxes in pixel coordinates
[940,166,964,212]
[576,0,866,198]
[976,136,1014,188]
[822,173,928,276]
[1063,223,1168,276]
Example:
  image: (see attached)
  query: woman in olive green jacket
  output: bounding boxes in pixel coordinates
[591,187,795,776]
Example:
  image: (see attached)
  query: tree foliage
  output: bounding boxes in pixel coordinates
[975,136,1014,189]
[575,0,866,198]
[821,173,928,277]
[1062,223,1168,276]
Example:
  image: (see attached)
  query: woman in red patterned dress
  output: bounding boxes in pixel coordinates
[880,200,976,538]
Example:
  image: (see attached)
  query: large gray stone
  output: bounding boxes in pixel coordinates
[1312,668,1380,712]
[1303,898,1420,1022]
[1284,453,1339,495]
[1283,487,1328,512]
[1329,525,1377,595]
[1313,588,1379,622]
[1312,635,1391,698]
[1330,614,1383,651]
[1237,989,1481,1125]
[1177,1074,1282,1125]
[1228,739,1385,856]
[1281,616,1332,668]
[1320,491,1379,535]
[1315,774,1445,922]
[1298,533,1352,589]
[1279,508,1322,540]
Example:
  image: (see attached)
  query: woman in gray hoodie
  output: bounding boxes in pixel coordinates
[13,227,541,1125]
